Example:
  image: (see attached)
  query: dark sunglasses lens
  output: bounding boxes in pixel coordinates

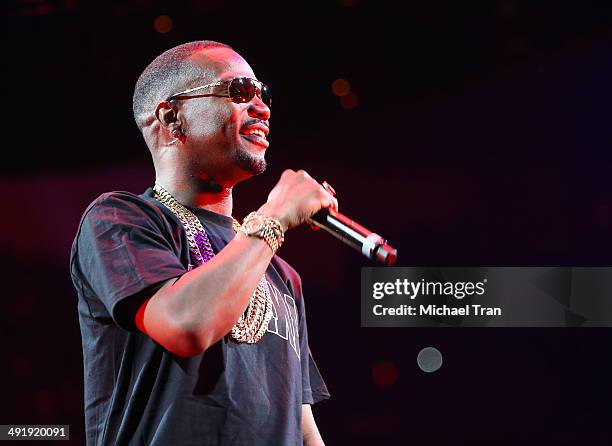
[229,78,271,107]
[229,78,255,103]
[261,84,272,107]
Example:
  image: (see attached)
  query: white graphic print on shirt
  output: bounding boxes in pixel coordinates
[266,281,300,360]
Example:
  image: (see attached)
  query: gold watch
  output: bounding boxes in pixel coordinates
[240,212,285,254]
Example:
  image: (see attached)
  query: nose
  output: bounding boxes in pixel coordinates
[247,95,270,120]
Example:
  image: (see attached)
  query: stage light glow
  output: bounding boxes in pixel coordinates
[154,15,173,34]
[332,78,351,97]
[372,360,398,388]
[417,347,443,373]
[340,91,358,109]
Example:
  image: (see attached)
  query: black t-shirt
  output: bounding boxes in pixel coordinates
[70,188,330,446]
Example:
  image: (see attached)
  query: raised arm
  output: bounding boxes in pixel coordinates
[135,169,338,357]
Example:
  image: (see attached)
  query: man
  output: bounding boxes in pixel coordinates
[70,40,336,445]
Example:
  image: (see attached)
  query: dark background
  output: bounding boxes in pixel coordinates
[3,0,612,444]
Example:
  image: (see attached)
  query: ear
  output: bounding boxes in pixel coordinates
[155,101,180,129]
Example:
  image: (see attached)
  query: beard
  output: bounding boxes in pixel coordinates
[234,147,267,175]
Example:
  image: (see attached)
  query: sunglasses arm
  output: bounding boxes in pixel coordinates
[167,81,226,101]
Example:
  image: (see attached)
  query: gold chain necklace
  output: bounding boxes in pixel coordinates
[152,184,273,344]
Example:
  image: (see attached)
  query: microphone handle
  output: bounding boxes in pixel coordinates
[309,209,398,265]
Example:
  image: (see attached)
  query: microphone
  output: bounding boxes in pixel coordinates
[309,208,398,265]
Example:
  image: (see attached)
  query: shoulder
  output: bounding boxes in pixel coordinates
[72,190,174,255]
[70,190,180,276]
[83,190,162,220]
[77,190,169,232]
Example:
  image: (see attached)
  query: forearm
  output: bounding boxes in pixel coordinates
[302,404,325,446]
[137,169,338,357]
[138,231,273,356]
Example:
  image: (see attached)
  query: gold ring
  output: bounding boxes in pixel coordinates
[321,181,336,196]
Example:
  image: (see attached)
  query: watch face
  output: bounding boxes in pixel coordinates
[243,215,265,235]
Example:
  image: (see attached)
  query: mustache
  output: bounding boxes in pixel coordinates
[241,118,269,129]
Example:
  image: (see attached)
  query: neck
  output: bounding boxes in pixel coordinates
[155,174,234,217]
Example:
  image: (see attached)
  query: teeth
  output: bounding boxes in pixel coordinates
[243,128,266,138]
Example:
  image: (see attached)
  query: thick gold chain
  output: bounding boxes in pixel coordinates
[152,184,273,344]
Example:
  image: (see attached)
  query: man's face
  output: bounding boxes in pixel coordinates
[177,47,271,183]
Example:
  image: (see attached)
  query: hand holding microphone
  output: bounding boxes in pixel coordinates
[308,181,397,266]
[258,170,397,265]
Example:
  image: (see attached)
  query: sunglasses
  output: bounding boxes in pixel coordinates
[166,77,271,108]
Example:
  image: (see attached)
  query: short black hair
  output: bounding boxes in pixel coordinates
[132,40,232,130]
